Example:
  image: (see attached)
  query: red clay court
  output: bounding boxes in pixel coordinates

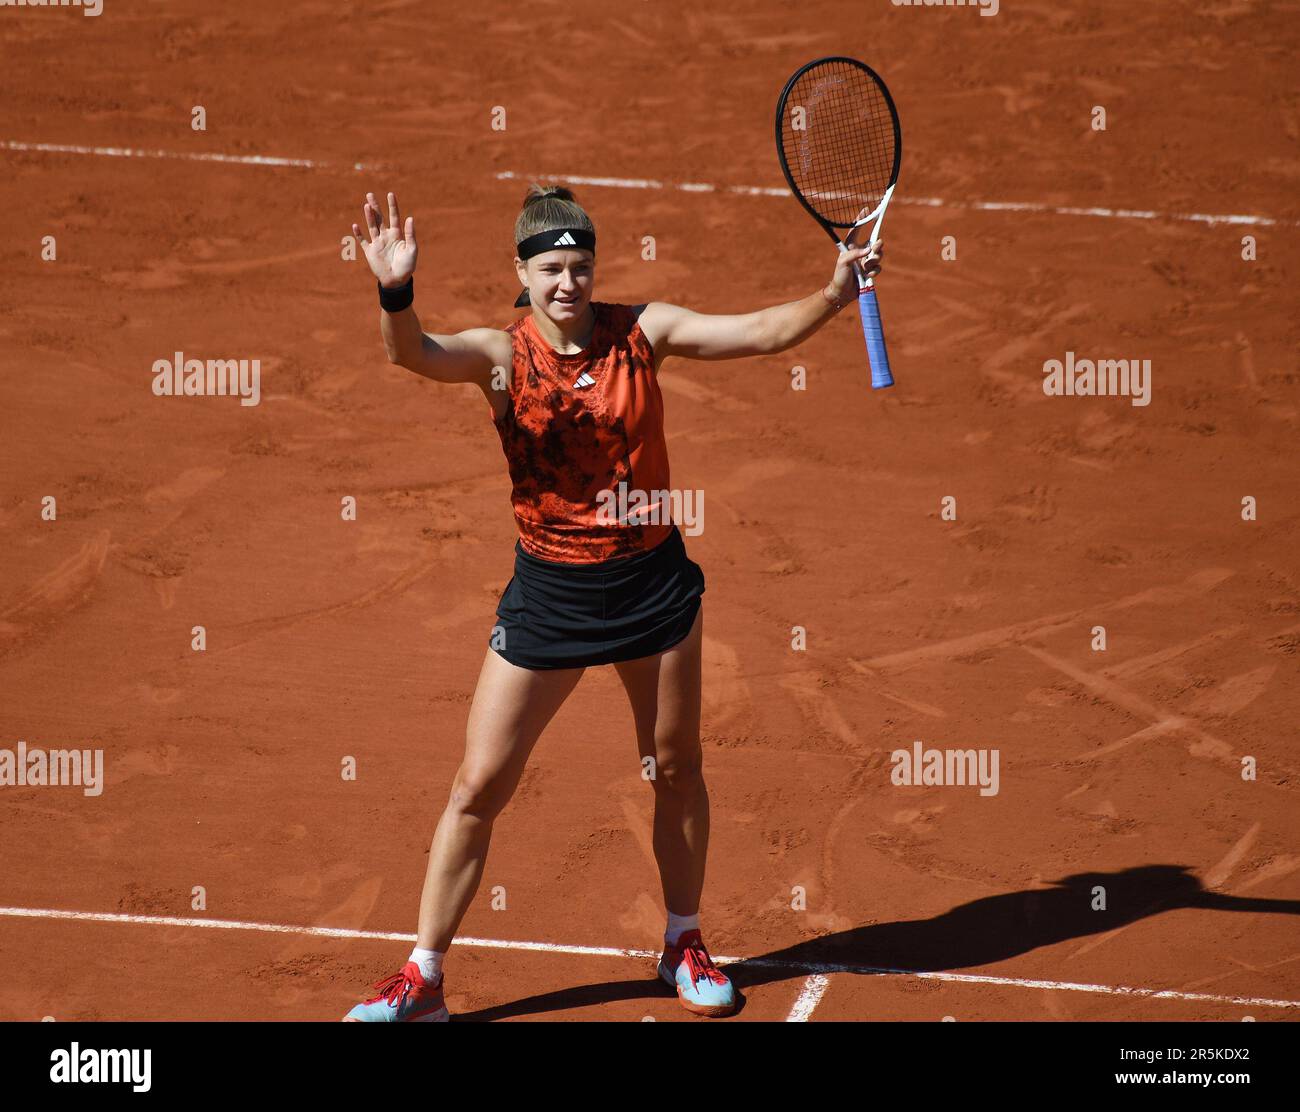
[1,0,1297,1022]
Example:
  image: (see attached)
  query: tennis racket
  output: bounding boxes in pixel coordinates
[776,56,902,389]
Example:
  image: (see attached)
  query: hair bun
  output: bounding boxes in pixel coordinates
[523,183,577,207]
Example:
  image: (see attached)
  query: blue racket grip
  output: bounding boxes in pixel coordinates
[857,286,894,389]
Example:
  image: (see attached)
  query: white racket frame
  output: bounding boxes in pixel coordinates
[837,182,895,291]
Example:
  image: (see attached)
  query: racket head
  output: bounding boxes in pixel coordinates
[775,56,902,243]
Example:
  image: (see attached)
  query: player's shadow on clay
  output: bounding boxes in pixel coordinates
[451,865,1300,1020]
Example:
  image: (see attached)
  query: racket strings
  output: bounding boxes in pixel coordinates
[780,60,897,226]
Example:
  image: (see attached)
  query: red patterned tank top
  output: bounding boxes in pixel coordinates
[494,302,673,563]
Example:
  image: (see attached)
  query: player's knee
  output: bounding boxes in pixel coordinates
[447,767,513,819]
[650,748,704,795]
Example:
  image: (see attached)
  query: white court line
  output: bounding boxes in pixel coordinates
[3,905,1297,1011]
[0,906,655,958]
[496,169,1295,229]
[2,141,1288,227]
[1,139,377,172]
[786,974,831,1021]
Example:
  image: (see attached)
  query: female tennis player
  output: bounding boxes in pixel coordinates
[343,185,881,1021]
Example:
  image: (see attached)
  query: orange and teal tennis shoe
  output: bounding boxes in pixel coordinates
[658,929,736,1017]
[342,961,449,1023]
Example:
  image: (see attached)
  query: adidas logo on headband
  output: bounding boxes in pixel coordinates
[553,232,577,246]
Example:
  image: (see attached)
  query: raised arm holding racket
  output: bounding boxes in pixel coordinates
[777,55,903,389]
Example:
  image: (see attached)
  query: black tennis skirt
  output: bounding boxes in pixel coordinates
[489,524,705,670]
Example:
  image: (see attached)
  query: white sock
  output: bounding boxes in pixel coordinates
[665,911,700,948]
[408,947,445,985]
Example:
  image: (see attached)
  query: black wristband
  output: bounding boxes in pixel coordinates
[378,278,414,313]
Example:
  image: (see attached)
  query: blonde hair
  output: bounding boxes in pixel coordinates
[513,184,595,251]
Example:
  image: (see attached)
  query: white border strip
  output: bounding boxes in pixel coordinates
[786,974,831,1021]
[2,139,376,172]
[2,142,1287,226]
[495,170,1294,229]
[2,905,1295,1011]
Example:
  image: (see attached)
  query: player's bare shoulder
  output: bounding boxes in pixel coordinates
[475,327,514,378]
[455,328,512,420]
[630,302,678,355]
[422,326,512,386]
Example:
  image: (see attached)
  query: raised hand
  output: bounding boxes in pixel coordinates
[825,240,882,306]
[353,191,417,288]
